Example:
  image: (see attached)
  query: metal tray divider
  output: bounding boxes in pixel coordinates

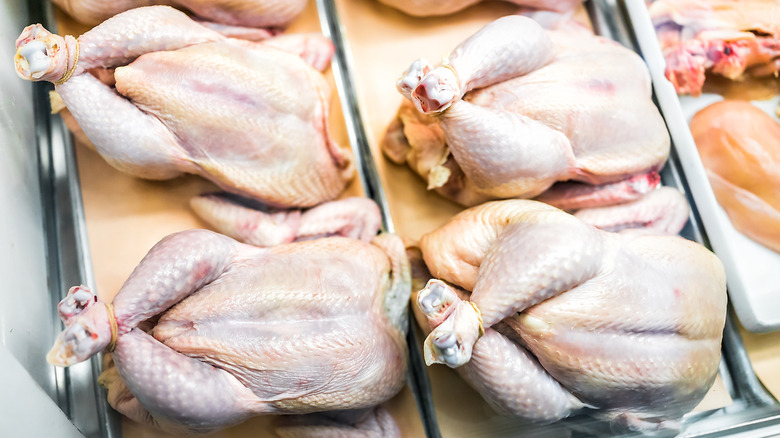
[31,0,122,436]
[314,1,441,437]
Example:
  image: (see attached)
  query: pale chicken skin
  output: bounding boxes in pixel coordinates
[375,0,583,17]
[650,0,780,96]
[385,16,674,216]
[15,7,352,208]
[414,200,727,433]
[691,100,780,253]
[51,0,307,28]
[190,195,383,247]
[47,230,410,435]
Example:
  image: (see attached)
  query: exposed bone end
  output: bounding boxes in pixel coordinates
[14,24,69,82]
[411,66,461,114]
[420,280,482,368]
[47,303,112,367]
[423,322,474,368]
[397,58,432,99]
[417,279,458,326]
[57,285,99,326]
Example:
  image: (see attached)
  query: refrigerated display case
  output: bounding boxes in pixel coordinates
[3,0,780,436]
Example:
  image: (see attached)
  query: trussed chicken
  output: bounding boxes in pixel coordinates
[47,229,410,435]
[385,15,679,224]
[15,6,352,208]
[414,200,726,434]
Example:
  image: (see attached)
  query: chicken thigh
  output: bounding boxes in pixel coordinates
[375,0,583,17]
[385,16,676,218]
[15,6,352,208]
[414,200,726,433]
[51,0,307,29]
[47,229,410,435]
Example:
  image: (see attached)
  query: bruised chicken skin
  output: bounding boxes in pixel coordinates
[414,200,727,433]
[375,0,583,17]
[386,16,672,214]
[691,100,780,253]
[47,230,410,435]
[15,7,352,208]
[51,0,307,28]
[650,0,780,96]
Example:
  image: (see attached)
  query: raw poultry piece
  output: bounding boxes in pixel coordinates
[690,100,780,253]
[385,15,682,230]
[414,200,726,433]
[650,0,780,96]
[15,6,352,208]
[51,0,307,29]
[47,229,410,435]
[191,195,383,247]
[375,0,583,17]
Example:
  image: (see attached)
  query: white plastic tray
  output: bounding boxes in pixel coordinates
[626,1,780,333]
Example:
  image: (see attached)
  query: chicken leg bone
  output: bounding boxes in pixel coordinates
[15,25,76,82]
[398,15,554,114]
[419,280,481,367]
[48,287,114,367]
[47,230,239,367]
[57,285,99,326]
[419,206,607,368]
[15,7,225,83]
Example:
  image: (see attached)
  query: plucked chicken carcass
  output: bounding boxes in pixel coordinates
[47,227,410,435]
[650,0,780,96]
[690,100,780,253]
[51,0,307,29]
[375,0,583,17]
[413,200,727,433]
[385,15,689,233]
[15,6,352,208]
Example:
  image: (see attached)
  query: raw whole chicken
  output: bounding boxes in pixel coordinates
[384,15,687,232]
[46,228,410,435]
[650,0,780,96]
[15,6,352,208]
[375,0,583,17]
[413,200,727,433]
[690,100,780,253]
[51,0,307,29]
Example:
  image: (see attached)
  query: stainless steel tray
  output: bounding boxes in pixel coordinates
[323,0,780,435]
[30,0,433,436]
[27,0,780,436]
